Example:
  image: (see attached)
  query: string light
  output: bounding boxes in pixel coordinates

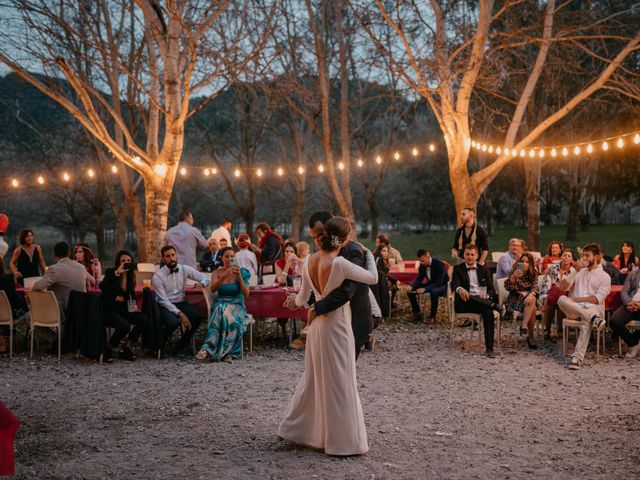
[111,165,118,174]
[538,149,545,158]
[356,159,364,168]
[586,144,593,154]
[277,167,284,176]
[37,175,45,185]
[375,156,382,165]
[133,156,141,165]
[471,140,477,148]
[153,163,167,176]
[338,161,345,170]
[429,144,435,152]
[528,149,535,158]
[464,139,471,148]
[318,164,325,173]
[617,138,624,148]
[204,168,210,176]
[634,134,640,145]
[551,148,557,157]
[179,167,187,176]
[511,148,517,156]
[393,151,400,161]
[519,149,525,157]
[602,141,609,151]
[297,166,305,175]
[87,168,95,178]
[496,147,502,155]
[481,144,487,152]
[211,167,218,175]
[11,179,19,188]
[412,147,419,156]
[561,147,569,157]
[573,146,581,155]
[256,168,263,178]
[488,145,494,154]
[234,168,241,178]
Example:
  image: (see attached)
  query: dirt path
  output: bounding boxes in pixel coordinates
[1,324,639,479]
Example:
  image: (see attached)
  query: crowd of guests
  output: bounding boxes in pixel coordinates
[2,206,640,370]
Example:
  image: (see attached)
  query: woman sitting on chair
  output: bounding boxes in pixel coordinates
[539,248,576,340]
[196,247,251,362]
[99,250,149,362]
[504,252,539,349]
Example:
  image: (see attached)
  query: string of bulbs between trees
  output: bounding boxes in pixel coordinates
[3,130,639,189]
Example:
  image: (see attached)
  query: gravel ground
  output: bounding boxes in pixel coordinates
[1,322,639,480]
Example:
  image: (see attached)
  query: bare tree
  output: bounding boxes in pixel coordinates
[0,0,274,260]
[355,0,640,223]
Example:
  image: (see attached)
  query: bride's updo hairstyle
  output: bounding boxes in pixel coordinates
[318,217,351,251]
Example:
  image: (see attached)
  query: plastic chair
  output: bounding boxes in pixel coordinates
[135,271,155,287]
[0,291,14,359]
[26,291,61,361]
[448,283,500,347]
[563,318,605,361]
[23,277,43,290]
[618,320,640,356]
[491,252,504,262]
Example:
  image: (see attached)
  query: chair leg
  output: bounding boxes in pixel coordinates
[157,349,161,360]
[496,314,501,348]
[249,322,253,353]
[57,327,61,363]
[30,325,34,359]
[619,338,622,357]
[9,324,13,360]
[562,325,567,357]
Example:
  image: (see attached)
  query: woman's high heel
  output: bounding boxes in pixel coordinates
[527,337,538,350]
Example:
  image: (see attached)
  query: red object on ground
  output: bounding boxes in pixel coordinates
[0,401,19,476]
[0,214,8,233]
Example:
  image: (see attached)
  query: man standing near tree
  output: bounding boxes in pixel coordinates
[163,210,208,269]
[452,208,489,265]
[210,219,233,248]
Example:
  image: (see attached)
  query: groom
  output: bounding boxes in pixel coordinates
[296,211,373,360]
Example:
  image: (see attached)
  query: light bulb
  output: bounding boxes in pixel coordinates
[496,147,502,155]
[297,166,305,175]
[488,145,494,154]
[133,155,141,164]
[111,165,118,174]
[429,143,435,152]
[464,139,471,148]
[602,141,609,151]
[11,178,18,188]
[471,140,476,148]
[375,156,382,164]
[551,148,557,157]
[356,159,363,168]
[617,138,624,148]
[529,149,535,158]
[561,147,569,157]
[511,148,517,156]
[179,167,187,176]
[539,149,545,158]
[393,151,400,160]
[481,144,487,152]
[87,168,95,178]
[62,172,70,182]
[37,175,45,185]
[211,167,218,175]
[204,168,210,176]
[634,134,640,144]
[573,146,581,155]
[318,164,325,173]
[586,144,593,154]
[256,168,263,177]
[154,163,167,176]
[519,149,525,157]
[338,161,345,170]
[277,167,284,176]
[234,168,241,178]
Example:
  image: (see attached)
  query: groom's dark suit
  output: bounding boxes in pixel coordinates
[314,241,372,360]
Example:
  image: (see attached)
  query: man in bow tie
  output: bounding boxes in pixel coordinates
[153,245,210,355]
[451,244,505,357]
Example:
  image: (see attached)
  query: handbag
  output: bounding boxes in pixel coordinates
[546,285,566,305]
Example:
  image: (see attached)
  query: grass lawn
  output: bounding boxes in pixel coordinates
[362,224,640,261]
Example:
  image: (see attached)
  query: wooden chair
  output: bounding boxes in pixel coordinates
[0,291,14,359]
[618,320,640,356]
[563,318,605,361]
[26,291,61,362]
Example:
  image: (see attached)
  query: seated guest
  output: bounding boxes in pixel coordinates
[196,247,251,362]
[558,243,611,370]
[199,238,222,272]
[152,245,210,355]
[73,243,102,288]
[99,250,149,362]
[235,234,258,279]
[219,238,229,249]
[599,246,623,285]
[613,241,639,274]
[539,248,576,339]
[249,222,284,275]
[9,229,47,286]
[296,241,310,264]
[504,252,539,349]
[276,241,301,282]
[0,257,26,353]
[541,240,563,273]
[408,249,448,323]
[33,242,88,316]
[371,245,392,319]
[496,238,524,280]
[609,266,640,358]
[375,234,403,264]
[451,244,504,358]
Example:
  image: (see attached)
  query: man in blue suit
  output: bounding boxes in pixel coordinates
[408,249,448,322]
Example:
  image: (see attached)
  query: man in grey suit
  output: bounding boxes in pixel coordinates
[33,242,88,315]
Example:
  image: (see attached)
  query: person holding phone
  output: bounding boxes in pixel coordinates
[153,245,210,356]
[196,247,251,362]
[100,250,149,362]
[504,252,539,349]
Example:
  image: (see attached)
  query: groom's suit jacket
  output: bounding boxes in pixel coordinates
[314,241,372,352]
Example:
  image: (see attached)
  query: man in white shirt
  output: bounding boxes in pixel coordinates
[163,210,208,269]
[210,219,233,246]
[558,243,611,370]
[153,245,210,354]
[234,234,258,280]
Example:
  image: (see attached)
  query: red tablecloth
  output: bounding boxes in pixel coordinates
[0,401,19,476]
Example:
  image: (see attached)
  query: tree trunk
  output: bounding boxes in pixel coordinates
[114,212,127,252]
[449,150,480,225]
[525,157,541,251]
[143,176,174,262]
[367,191,380,240]
[566,167,580,241]
[290,176,306,241]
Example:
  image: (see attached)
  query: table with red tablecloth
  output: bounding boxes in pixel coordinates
[0,401,19,476]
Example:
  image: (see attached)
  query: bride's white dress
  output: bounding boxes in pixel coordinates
[277,253,378,455]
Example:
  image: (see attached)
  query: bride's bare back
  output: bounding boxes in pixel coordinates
[308,251,338,295]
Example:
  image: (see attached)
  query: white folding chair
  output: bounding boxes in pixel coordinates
[0,291,14,359]
[563,318,605,361]
[136,263,156,273]
[26,291,61,361]
[135,271,155,287]
[491,252,504,263]
[618,320,640,356]
[23,276,43,290]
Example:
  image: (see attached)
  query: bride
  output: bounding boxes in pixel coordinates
[278,216,378,456]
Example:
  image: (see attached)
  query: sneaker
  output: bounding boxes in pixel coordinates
[289,338,306,350]
[625,344,640,358]
[591,315,606,329]
[568,358,582,370]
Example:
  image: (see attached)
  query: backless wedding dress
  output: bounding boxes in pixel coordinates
[277,252,378,455]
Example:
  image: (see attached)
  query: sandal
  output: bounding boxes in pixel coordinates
[195,350,209,361]
[221,356,233,364]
